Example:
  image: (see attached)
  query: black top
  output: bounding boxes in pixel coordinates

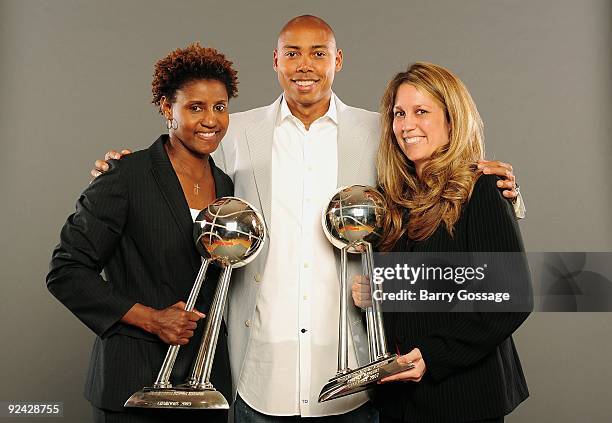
[374,175,530,423]
[47,135,234,411]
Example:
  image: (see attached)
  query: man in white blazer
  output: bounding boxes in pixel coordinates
[214,16,381,421]
[92,14,521,422]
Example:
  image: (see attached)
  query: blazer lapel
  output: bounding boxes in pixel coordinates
[245,97,280,231]
[149,135,199,268]
[336,96,369,188]
[210,157,233,198]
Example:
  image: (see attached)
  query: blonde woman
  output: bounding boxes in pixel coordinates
[361,63,530,423]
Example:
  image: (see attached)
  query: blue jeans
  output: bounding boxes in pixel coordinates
[234,394,378,423]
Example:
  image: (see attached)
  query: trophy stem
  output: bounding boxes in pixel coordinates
[362,252,379,360]
[365,307,378,360]
[153,259,211,389]
[337,247,350,374]
[364,243,389,359]
[185,264,232,388]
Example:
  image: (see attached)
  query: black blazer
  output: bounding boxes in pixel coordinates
[374,175,530,423]
[47,135,233,411]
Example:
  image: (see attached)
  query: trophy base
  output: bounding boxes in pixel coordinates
[124,386,229,409]
[318,354,415,402]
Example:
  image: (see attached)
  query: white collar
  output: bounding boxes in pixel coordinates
[278,92,339,126]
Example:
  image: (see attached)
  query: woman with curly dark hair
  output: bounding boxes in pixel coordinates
[47,43,238,423]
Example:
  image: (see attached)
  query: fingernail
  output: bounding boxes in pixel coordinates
[497,181,503,187]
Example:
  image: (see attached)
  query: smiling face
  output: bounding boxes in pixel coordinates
[273,19,343,116]
[162,79,229,157]
[392,83,450,176]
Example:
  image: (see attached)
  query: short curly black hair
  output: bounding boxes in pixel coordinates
[151,43,238,114]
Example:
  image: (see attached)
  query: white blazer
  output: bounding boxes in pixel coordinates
[213,94,381,396]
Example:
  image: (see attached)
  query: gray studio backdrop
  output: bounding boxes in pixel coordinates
[1,0,611,421]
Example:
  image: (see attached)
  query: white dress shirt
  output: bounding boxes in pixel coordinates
[237,96,368,416]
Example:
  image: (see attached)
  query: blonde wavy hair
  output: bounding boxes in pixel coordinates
[377,62,485,250]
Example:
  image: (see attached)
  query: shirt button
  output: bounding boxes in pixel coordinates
[245,320,252,327]
[301,328,307,333]
[253,273,262,283]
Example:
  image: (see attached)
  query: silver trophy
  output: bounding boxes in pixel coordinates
[125,197,266,409]
[318,185,414,402]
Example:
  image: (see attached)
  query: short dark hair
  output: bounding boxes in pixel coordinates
[151,42,238,114]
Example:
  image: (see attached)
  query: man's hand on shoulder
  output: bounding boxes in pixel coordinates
[477,159,526,219]
[91,149,132,179]
[477,159,517,199]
